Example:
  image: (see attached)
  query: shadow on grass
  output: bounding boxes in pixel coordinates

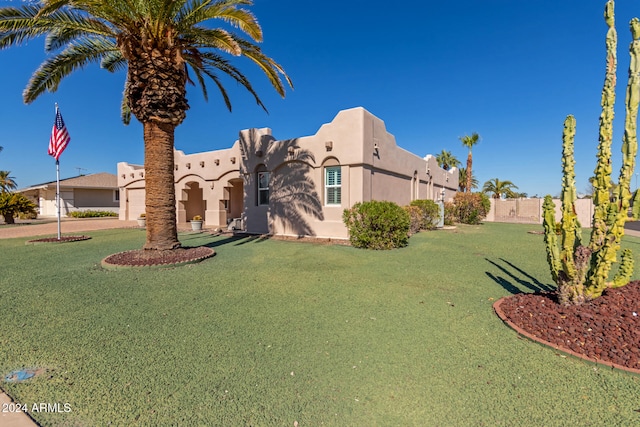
[485,257,554,295]
[180,234,272,249]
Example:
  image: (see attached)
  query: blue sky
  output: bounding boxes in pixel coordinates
[1,0,639,197]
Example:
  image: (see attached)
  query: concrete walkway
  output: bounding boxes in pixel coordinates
[0,391,39,427]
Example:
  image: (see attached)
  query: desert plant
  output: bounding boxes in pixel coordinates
[435,150,461,171]
[458,167,478,192]
[343,201,410,249]
[482,178,519,199]
[0,171,17,193]
[543,1,639,305]
[409,199,440,230]
[632,189,640,219]
[0,192,37,224]
[451,192,490,225]
[403,205,423,235]
[459,133,480,193]
[444,201,456,225]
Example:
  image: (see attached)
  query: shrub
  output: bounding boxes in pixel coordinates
[403,205,422,235]
[343,200,410,249]
[68,210,118,218]
[18,211,37,220]
[452,192,490,225]
[409,199,440,230]
[444,202,456,225]
[0,192,37,224]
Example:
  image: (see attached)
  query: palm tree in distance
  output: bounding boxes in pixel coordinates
[459,132,480,193]
[0,0,292,250]
[482,178,519,199]
[435,150,461,171]
[0,171,17,193]
[458,167,478,192]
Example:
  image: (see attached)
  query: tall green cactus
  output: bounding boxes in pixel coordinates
[544,1,640,305]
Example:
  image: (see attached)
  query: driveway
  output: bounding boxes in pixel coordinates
[0,217,139,239]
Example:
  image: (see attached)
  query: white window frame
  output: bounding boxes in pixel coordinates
[257,171,270,206]
[325,166,342,206]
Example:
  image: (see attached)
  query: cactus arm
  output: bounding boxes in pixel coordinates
[543,196,561,284]
[559,116,579,278]
[589,0,617,253]
[611,248,634,288]
[617,18,640,213]
[633,189,640,219]
[587,15,640,297]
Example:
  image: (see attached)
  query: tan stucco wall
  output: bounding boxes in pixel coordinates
[486,198,595,226]
[118,107,458,238]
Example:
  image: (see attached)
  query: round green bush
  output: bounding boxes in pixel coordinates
[409,199,440,230]
[343,200,410,249]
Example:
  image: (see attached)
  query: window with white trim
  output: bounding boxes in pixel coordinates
[257,171,270,205]
[325,166,341,205]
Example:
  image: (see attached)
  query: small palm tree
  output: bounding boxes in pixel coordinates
[0,0,291,250]
[458,167,478,192]
[0,171,17,193]
[459,132,480,193]
[482,178,518,199]
[435,150,461,171]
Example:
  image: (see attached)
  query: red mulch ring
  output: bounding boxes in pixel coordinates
[494,281,640,374]
[101,246,215,269]
[27,235,91,244]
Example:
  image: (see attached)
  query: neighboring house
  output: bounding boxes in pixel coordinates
[118,107,458,239]
[19,172,119,217]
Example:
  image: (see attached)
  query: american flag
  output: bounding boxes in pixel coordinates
[48,107,70,160]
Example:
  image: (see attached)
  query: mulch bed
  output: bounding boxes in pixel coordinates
[494,281,640,374]
[27,235,91,244]
[101,246,215,269]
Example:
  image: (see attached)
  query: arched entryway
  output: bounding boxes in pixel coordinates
[183,181,205,222]
[220,178,243,228]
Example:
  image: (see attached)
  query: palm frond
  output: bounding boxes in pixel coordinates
[24,36,118,103]
[184,27,241,55]
[100,50,126,72]
[236,39,292,96]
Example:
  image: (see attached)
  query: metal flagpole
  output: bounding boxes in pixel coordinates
[56,158,61,240]
[54,103,61,240]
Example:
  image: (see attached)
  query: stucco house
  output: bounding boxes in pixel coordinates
[19,172,119,217]
[118,107,458,239]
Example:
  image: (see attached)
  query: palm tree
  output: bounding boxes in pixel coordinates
[458,167,478,192]
[459,132,480,193]
[0,171,17,193]
[0,0,291,250]
[482,178,518,199]
[435,150,461,171]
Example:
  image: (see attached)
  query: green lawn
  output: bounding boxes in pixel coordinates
[1,223,639,426]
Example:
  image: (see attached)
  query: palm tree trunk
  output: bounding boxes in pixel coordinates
[466,152,473,193]
[143,121,180,250]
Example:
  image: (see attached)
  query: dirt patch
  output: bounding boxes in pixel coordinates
[494,281,640,374]
[102,247,215,269]
[26,235,91,244]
